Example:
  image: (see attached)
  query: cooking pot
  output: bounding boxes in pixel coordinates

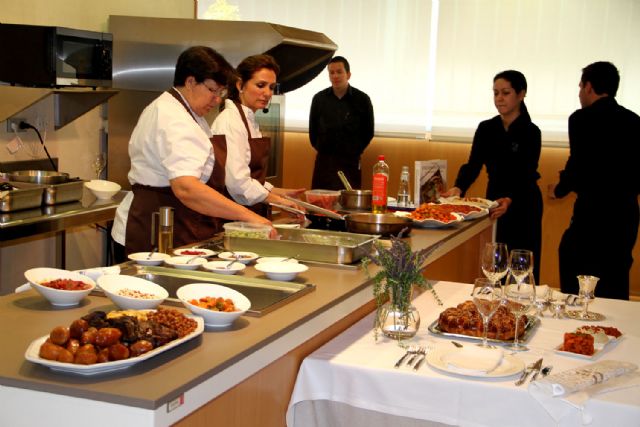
[339,189,372,210]
[7,170,70,185]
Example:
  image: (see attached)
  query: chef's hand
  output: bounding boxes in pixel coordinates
[440,187,461,198]
[490,197,511,219]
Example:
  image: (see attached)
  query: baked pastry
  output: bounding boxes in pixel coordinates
[562,332,595,356]
[437,300,526,341]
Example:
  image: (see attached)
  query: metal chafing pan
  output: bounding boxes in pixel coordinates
[41,178,85,205]
[224,227,378,265]
[0,182,45,212]
[5,170,70,184]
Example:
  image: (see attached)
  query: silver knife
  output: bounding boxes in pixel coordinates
[515,358,542,386]
[529,358,544,382]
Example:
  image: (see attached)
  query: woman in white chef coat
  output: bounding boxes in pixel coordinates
[111,46,272,257]
[211,54,304,216]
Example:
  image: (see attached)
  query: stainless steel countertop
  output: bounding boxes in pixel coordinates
[0,188,125,241]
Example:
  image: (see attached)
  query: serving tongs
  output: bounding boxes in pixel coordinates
[282,195,345,221]
[269,202,307,217]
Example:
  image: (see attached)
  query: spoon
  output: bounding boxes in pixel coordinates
[225,254,239,268]
[337,170,353,191]
[146,247,158,260]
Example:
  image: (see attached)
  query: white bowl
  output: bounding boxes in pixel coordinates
[173,248,217,257]
[164,256,208,270]
[128,252,171,266]
[254,262,309,281]
[176,283,250,327]
[256,257,299,264]
[97,275,168,310]
[201,260,246,275]
[217,251,259,265]
[85,180,121,200]
[24,267,96,307]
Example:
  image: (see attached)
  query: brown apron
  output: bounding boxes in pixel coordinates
[125,89,224,254]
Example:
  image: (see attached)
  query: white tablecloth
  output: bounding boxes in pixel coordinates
[286,281,640,427]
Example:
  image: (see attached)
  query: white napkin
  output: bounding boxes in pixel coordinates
[442,345,504,375]
[529,360,640,425]
[76,265,121,282]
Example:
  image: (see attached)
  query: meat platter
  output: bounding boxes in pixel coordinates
[427,315,540,344]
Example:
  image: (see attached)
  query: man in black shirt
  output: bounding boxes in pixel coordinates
[551,61,640,300]
[309,56,374,190]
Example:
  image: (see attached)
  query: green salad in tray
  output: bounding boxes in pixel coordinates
[223,222,271,239]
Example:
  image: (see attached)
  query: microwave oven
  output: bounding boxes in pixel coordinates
[0,23,112,88]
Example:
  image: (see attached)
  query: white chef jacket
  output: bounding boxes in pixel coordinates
[211,99,273,206]
[111,89,214,245]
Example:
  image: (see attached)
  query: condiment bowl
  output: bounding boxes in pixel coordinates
[164,256,208,270]
[128,252,171,266]
[201,260,246,275]
[254,262,309,281]
[256,257,299,264]
[24,267,96,307]
[97,275,168,310]
[173,248,217,257]
[217,251,259,265]
[84,180,121,200]
[176,283,251,327]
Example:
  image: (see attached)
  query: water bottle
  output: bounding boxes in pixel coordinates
[397,166,411,207]
[372,155,389,214]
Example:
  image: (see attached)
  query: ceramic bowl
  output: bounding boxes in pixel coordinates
[201,260,246,275]
[24,267,96,307]
[84,180,121,200]
[97,275,168,310]
[128,252,171,266]
[164,256,208,270]
[217,251,259,265]
[176,283,250,327]
[173,248,217,257]
[254,262,309,281]
[256,257,299,264]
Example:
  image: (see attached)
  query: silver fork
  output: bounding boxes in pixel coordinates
[412,345,430,371]
[394,345,417,368]
[406,345,426,367]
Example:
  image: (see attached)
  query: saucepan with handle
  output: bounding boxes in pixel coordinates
[337,170,372,211]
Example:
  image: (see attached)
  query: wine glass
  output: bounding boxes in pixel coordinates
[577,275,602,320]
[481,242,508,284]
[92,153,106,179]
[471,277,503,348]
[503,271,536,351]
[508,249,533,285]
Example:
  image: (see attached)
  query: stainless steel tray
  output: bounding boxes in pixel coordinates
[117,264,315,317]
[42,178,84,205]
[224,228,379,265]
[427,315,540,344]
[0,182,44,212]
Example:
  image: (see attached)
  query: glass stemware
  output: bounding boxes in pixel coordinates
[92,153,106,179]
[577,275,603,320]
[508,249,533,285]
[481,242,508,285]
[503,271,536,351]
[471,277,503,348]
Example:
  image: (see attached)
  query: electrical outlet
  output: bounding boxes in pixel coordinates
[6,117,27,133]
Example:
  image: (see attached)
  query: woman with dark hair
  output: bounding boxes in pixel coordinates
[211,54,304,216]
[112,46,272,257]
[443,70,543,282]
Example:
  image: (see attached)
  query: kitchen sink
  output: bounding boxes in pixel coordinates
[116,264,315,317]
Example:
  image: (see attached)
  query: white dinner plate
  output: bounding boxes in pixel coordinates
[426,347,524,378]
[553,335,621,360]
[394,211,463,229]
[439,196,499,210]
[173,248,217,257]
[25,315,204,375]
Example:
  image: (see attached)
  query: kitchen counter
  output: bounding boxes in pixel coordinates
[0,217,493,427]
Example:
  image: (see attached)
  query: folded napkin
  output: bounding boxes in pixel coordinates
[442,345,504,375]
[529,360,640,425]
[76,265,121,282]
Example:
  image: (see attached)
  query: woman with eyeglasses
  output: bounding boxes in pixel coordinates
[111,46,272,259]
[211,54,305,219]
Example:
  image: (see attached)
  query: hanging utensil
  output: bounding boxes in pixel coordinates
[337,170,353,191]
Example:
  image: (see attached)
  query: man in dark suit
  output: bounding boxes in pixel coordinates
[551,61,640,300]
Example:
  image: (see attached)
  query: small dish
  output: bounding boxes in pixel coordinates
[24,267,96,307]
[128,252,171,266]
[84,180,121,200]
[201,260,246,275]
[97,275,168,310]
[173,248,217,257]
[164,256,208,270]
[256,257,299,264]
[176,283,250,327]
[218,251,259,265]
[254,262,309,281]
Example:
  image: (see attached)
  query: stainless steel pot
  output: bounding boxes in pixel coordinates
[7,170,70,184]
[345,213,412,236]
[340,189,372,210]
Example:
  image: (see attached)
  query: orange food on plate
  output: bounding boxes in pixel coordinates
[562,332,595,356]
[189,296,238,312]
[578,325,623,338]
[409,203,468,222]
[39,278,91,291]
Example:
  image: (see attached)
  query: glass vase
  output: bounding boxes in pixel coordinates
[377,288,420,340]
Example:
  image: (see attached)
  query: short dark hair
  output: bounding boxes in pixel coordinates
[228,54,280,101]
[173,46,235,88]
[329,56,350,73]
[581,61,619,97]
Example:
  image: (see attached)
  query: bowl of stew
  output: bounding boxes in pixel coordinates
[176,283,250,327]
[24,267,96,307]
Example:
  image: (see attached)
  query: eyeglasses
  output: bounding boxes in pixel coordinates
[201,82,228,98]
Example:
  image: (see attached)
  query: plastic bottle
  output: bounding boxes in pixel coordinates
[372,155,389,213]
[397,165,411,207]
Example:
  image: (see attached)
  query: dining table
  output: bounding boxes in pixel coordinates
[286,281,640,427]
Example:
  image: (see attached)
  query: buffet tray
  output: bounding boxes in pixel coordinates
[0,182,44,212]
[223,228,379,265]
[427,315,540,344]
[42,178,85,205]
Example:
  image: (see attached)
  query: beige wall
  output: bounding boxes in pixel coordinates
[282,132,640,298]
